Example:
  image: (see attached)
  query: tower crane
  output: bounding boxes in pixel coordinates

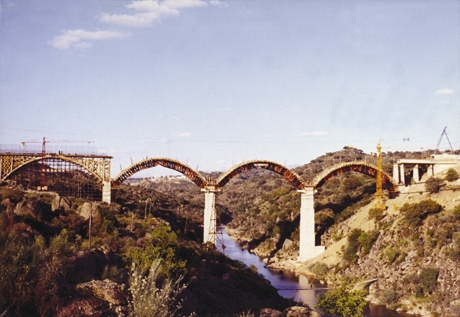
[20,137,94,190]
[375,139,384,210]
[434,126,454,154]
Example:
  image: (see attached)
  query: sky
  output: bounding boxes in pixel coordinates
[1,0,459,177]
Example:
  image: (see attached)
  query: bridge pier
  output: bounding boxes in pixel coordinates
[298,187,324,262]
[102,181,111,204]
[202,186,219,245]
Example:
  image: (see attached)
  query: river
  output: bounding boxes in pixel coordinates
[221,227,417,317]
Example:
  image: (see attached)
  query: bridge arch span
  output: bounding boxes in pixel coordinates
[312,161,398,191]
[216,160,306,190]
[2,155,106,183]
[113,157,207,188]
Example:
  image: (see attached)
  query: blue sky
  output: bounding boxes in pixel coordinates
[1,0,459,177]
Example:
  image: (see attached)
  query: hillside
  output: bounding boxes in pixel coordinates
[215,149,460,317]
[0,182,300,317]
[291,172,460,317]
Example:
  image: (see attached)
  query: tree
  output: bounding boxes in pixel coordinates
[445,168,459,182]
[425,177,443,193]
[316,285,366,317]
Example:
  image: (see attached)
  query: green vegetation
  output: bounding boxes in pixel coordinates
[445,168,459,182]
[0,229,74,316]
[400,199,442,226]
[316,285,366,317]
[419,267,439,294]
[123,222,187,277]
[0,184,296,316]
[309,261,328,279]
[342,228,378,263]
[425,177,443,193]
[128,259,186,317]
[368,206,384,221]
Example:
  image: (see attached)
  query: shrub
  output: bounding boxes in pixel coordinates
[384,247,398,264]
[379,288,397,309]
[419,267,439,294]
[425,177,443,193]
[453,204,460,220]
[368,207,384,221]
[123,223,186,276]
[400,199,443,226]
[357,231,378,254]
[445,247,460,261]
[310,262,328,278]
[342,229,362,263]
[316,285,366,317]
[128,259,186,317]
[445,168,459,182]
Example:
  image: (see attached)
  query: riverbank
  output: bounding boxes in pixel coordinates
[225,221,427,317]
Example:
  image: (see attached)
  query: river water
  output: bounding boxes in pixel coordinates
[221,228,417,317]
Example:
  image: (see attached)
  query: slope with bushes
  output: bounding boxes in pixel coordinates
[0,182,298,316]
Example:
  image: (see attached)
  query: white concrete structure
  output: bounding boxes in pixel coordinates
[102,181,111,203]
[202,186,218,245]
[393,154,460,186]
[298,187,325,261]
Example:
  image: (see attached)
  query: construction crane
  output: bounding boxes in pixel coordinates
[20,137,94,190]
[434,126,454,154]
[375,139,384,210]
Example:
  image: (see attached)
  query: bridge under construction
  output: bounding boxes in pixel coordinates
[1,146,458,261]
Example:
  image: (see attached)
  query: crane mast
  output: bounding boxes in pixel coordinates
[375,139,383,210]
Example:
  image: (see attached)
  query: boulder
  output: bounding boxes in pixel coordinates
[260,308,283,317]
[75,279,128,306]
[52,195,71,212]
[14,198,45,220]
[283,306,318,317]
[77,202,99,220]
[55,297,113,317]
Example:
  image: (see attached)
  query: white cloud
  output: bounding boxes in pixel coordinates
[0,2,16,12]
[179,132,191,138]
[159,138,172,143]
[435,88,454,95]
[210,0,228,8]
[48,29,129,50]
[100,0,207,28]
[299,131,329,136]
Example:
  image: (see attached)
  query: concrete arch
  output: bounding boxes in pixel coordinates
[113,157,207,188]
[216,160,306,189]
[312,161,398,191]
[3,155,104,183]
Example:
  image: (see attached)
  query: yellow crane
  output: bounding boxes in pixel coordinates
[375,139,384,210]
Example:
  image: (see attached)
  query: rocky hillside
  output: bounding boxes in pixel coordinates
[273,168,460,317]
[0,182,306,317]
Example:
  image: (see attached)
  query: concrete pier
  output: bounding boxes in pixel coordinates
[102,181,111,204]
[202,186,218,245]
[298,187,324,261]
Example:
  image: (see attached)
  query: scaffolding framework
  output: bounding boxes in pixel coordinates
[0,152,112,201]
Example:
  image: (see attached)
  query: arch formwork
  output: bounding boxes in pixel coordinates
[113,157,207,188]
[312,161,399,192]
[0,153,111,183]
[214,160,324,261]
[0,153,112,201]
[216,160,306,189]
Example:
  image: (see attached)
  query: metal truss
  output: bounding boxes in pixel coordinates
[0,152,112,183]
